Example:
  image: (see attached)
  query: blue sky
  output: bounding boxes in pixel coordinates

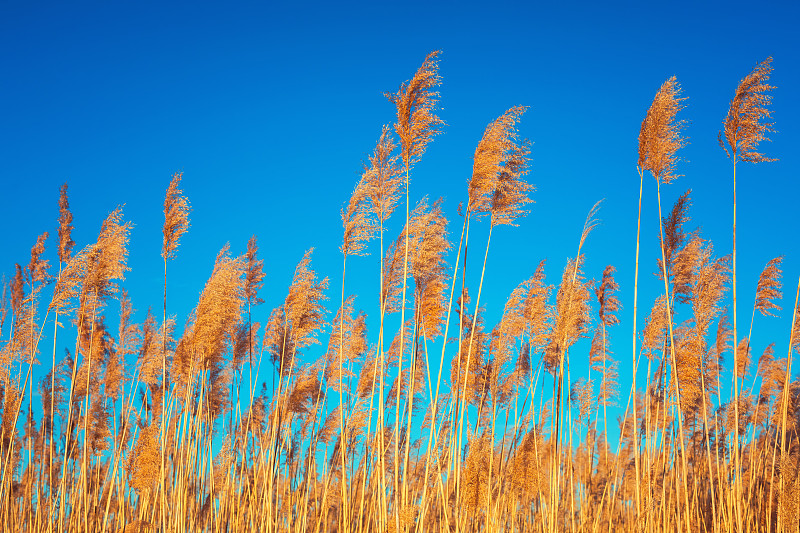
[1,0,799,426]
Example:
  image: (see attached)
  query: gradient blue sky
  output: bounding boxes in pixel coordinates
[2,0,799,419]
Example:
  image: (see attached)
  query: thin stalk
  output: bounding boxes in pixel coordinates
[731,155,744,530]
[655,178,692,533]
[632,167,644,521]
[393,163,411,530]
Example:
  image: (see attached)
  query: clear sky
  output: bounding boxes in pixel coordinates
[1,0,799,423]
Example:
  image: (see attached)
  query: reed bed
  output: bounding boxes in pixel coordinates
[0,52,798,533]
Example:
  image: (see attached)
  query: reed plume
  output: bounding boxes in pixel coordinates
[244,237,265,309]
[638,76,686,184]
[461,435,491,515]
[162,172,190,261]
[4,287,41,368]
[365,125,403,227]
[341,172,377,258]
[719,57,776,163]
[675,237,730,334]
[80,208,131,315]
[468,106,532,224]
[27,232,51,286]
[188,246,245,372]
[508,428,547,505]
[597,362,618,408]
[545,256,592,372]
[230,321,258,372]
[109,292,137,402]
[262,305,294,377]
[522,260,553,351]
[571,378,594,426]
[375,240,399,313]
[407,198,450,339]
[138,311,162,388]
[325,296,367,392]
[283,249,329,351]
[386,51,444,170]
[735,337,751,380]
[385,319,413,375]
[659,190,692,281]
[596,265,621,329]
[10,264,24,318]
[778,454,800,531]
[128,423,160,495]
[356,351,378,400]
[756,343,779,399]
[490,283,527,383]
[317,406,341,447]
[469,107,514,214]
[287,366,323,415]
[754,256,783,318]
[58,183,75,262]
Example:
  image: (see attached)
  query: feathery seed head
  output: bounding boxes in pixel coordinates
[386,50,444,170]
[578,200,603,256]
[735,337,751,380]
[365,125,403,225]
[571,378,594,424]
[263,305,293,374]
[49,251,86,314]
[11,264,24,316]
[284,249,328,350]
[407,198,450,338]
[58,183,75,263]
[715,313,732,364]
[659,190,692,280]
[341,172,376,257]
[596,265,621,327]
[244,235,265,306]
[523,260,553,351]
[162,172,191,260]
[638,76,686,184]
[382,235,405,314]
[755,256,783,317]
[720,57,776,163]
[128,423,160,494]
[545,256,592,372]
[27,232,51,285]
[186,245,246,379]
[325,295,367,392]
[641,296,668,361]
[139,310,162,388]
[469,106,534,226]
[82,207,131,307]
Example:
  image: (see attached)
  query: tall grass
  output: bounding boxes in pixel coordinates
[0,54,798,533]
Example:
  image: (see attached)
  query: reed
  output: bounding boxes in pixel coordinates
[0,53,797,533]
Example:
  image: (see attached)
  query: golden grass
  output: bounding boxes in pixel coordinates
[0,53,797,533]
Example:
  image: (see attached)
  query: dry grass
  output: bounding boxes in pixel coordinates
[0,53,798,533]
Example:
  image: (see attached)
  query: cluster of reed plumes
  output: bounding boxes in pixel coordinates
[1,52,798,533]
